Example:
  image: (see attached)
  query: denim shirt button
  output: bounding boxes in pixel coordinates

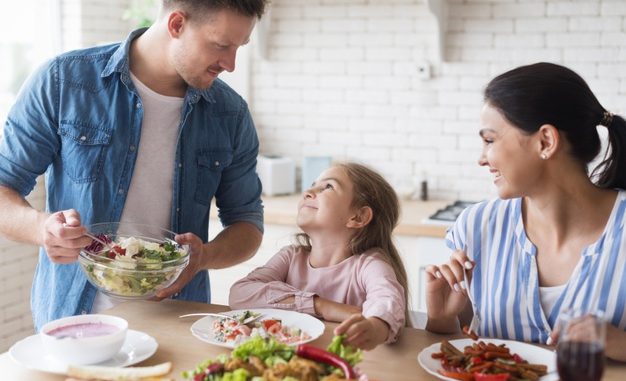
[79,135,87,142]
[118,188,124,194]
[136,102,142,109]
[129,145,136,152]
[214,161,220,167]
[178,163,182,168]
[80,310,87,314]
[176,208,180,212]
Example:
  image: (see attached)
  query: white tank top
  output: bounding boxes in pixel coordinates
[92,72,183,313]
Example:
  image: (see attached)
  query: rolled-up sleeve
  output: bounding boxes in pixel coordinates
[214,101,263,234]
[229,247,318,315]
[0,59,59,196]
[360,255,406,344]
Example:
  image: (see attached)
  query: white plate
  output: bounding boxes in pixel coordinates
[9,329,158,375]
[190,308,325,348]
[417,338,558,381]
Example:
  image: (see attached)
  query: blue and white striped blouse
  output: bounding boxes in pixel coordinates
[446,191,626,343]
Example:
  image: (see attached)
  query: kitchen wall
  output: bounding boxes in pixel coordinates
[3,0,626,351]
[252,0,626,202]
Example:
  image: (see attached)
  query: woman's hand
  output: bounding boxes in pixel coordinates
[425,249,474,332]
[41,210,91,264]
[334,313,389,350]
[154,232,204,300]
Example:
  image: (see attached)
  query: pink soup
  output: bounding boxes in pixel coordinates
[46,322,120,338]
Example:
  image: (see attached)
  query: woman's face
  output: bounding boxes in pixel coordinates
[478,103,542,199]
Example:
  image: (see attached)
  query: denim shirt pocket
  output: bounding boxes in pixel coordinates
[195,150,233,205]
[58,121,112,183]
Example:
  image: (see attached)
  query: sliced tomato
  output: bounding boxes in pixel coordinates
[112,245,126,256]
[262,319,280,331]
[437,370,474,381]
[473,373,510,381]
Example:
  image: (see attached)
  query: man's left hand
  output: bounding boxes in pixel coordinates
[153,232,204,300]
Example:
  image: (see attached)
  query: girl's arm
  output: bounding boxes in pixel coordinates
[342,254,407,346]
[228,247,317,314]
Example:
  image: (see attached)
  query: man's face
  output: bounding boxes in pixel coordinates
[170,8,256,90]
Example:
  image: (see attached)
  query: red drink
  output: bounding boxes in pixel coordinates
[556,341,605,381]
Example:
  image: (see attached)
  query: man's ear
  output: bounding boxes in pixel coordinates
[167,10,187,37]
[347,206,373,229]
[537,124,560,160]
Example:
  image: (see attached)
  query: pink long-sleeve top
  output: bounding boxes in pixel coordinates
[229,245,406,343]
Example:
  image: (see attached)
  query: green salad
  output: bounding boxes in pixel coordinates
[183,335,363,381]
[81,236,189,297]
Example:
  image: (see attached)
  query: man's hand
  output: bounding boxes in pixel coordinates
[42,209,91,264]
[334,313,390,350]
[153,232,204,300]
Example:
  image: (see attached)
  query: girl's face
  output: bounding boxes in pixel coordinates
[478,103,542,199]
[297,166,358,233]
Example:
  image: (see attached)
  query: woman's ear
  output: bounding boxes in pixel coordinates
[537,124,560,160]
[347,206,373,229]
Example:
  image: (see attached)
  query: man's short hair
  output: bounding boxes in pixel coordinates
[162,0,268,20]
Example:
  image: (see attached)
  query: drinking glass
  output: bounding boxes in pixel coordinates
[556,309,605,381]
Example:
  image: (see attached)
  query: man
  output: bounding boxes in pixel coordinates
[0,0,267,331]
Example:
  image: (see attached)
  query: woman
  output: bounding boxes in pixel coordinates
[425,62,626,361]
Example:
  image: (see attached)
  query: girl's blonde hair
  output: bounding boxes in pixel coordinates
[296,162,409,317]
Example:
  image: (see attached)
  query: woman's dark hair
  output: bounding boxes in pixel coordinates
[484,62,626,189]
[162,0,268,19]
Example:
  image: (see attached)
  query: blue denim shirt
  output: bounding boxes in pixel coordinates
[0,29,264,331]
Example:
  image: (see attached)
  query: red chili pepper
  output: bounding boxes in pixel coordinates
[474,373,511,381]
[437,370,474,381]
[296,344,356,379]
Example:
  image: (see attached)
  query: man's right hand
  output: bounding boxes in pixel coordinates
[41,209,91,264]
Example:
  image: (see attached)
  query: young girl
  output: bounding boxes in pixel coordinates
[229,162,407,350]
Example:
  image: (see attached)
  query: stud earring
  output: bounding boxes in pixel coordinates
[540,153,547,160]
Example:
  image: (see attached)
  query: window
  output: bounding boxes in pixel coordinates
[0,1,61,135]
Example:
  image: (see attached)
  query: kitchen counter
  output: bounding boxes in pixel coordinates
[213,195,452,238]
[3,300,626,381]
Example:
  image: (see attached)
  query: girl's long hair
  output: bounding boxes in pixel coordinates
[296,162,409,318]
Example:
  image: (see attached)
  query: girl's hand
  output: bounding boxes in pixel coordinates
[425,250,474,324]
[314,296,361,322]
[334,313,389,350]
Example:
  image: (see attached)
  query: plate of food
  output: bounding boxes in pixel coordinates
[417,338,557,381]
[9,329,158,375]
[182,334,364,381]
[190,309,325,348]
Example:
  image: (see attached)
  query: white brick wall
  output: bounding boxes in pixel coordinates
[252,0,626,202]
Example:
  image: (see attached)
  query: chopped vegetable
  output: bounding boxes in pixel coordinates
[296,344,356,379]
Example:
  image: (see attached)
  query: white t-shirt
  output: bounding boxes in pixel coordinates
[539,284,567,317]
[92,72,183,313]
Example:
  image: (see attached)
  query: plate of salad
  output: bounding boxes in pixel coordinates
[182,335,365,381]
[190,309,325,349]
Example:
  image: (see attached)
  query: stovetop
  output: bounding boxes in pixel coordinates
[426,200,476,225]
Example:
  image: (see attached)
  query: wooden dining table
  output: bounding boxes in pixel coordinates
[2,299,626,380]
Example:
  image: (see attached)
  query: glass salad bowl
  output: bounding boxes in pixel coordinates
[78,222,190,300]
